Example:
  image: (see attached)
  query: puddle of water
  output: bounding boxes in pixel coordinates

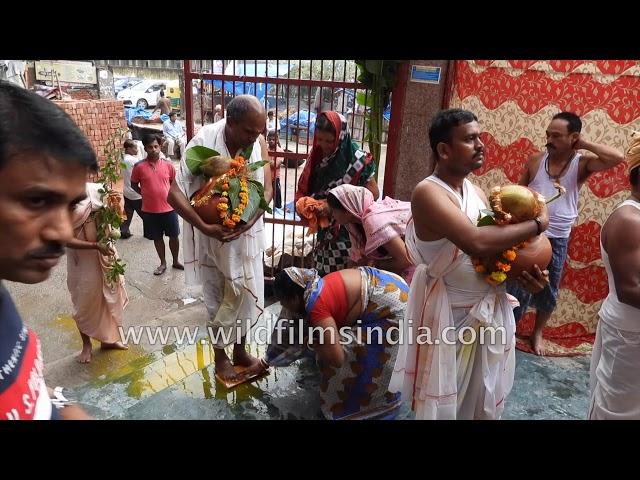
[53,314,154,378]
[73,310,327,419]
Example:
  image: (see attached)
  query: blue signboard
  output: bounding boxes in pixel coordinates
[410,65,441,84]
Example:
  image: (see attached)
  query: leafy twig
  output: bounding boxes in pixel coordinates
[95,127,128,286]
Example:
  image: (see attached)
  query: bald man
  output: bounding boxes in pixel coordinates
[168,95,272,383]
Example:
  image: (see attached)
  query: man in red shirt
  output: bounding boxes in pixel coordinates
[131,134,184,275]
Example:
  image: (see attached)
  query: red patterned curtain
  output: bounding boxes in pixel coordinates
[450,60,640,355]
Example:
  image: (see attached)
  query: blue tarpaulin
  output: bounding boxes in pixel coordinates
[125,106,151,125]
[383,104,391,121]
[125,107,169,126]
[272,201,301,221]
[281,110,316,136]
[210,63,290,102]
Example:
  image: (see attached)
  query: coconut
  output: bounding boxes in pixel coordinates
[489,185,546,224]
[475,183,565,284]
[201,156,232,178]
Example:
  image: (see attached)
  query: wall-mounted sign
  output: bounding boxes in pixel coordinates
[35,60,96,85]
[410,65,441,84]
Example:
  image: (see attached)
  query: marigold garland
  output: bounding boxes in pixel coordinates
[215,156,250,228]
[472,241,527,287]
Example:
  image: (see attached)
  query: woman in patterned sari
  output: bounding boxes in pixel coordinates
[265,266,408,420]
[295,111,379,276]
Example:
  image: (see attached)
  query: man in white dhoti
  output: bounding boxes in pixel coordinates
[588,131,640,420]
[389,109,550,419]
[168,95,272,382]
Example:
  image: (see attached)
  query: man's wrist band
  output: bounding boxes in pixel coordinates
[533,217,543,235]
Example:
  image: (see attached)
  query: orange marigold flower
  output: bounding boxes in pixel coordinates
[502,249,517,261]
[231,214,241,223]
[474,265,486,273]
[496,261,511,272]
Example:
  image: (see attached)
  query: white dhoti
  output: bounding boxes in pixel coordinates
[589,198,640,420]
[177,120,265,348]
[589,319,640,420]
[389,176,517,420]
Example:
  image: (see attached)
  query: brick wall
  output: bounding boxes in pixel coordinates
[54,99,128,193]
[53,99,127,167]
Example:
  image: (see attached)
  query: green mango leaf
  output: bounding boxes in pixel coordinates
[477,215,497,227]
[248,179,272,216]
[240,182,262,223]
[186,146,220,175]
[241,144,254,160]
[247,160,269,172]
[479,209,495,217]
[259,198,271,213]
[250,179,264,195]
[228,177,240,211]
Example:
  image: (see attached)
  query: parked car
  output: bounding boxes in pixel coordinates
[113,76,143,95]
[117,79,169,109]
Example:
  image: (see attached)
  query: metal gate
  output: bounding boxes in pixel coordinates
[182,59,378,280]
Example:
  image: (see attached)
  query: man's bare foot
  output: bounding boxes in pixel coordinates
[531,330,547,356]
[233,347,267,377]
[172,262,184,270]
[100,341,129,350]
[215,355,240,382]
[154,264,167,275]
[76,345,92,364]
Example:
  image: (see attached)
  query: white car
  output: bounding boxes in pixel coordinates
[117,79,168,109]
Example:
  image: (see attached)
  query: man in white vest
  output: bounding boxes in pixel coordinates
[509,112,624,355]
